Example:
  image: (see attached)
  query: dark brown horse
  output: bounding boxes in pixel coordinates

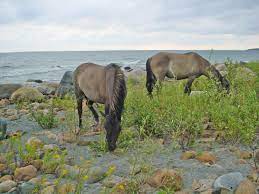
[73,63,127,151]
[146,52,230,95]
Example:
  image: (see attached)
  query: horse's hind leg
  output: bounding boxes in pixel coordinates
[184,76,197,95]
[76,97,83,128]
[87,101,100,130]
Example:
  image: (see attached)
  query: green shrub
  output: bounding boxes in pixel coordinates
[31,107,58,129]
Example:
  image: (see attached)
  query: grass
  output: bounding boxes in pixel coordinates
[122,61,258,146]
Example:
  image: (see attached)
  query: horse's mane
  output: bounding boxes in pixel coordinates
[106,63,126,120]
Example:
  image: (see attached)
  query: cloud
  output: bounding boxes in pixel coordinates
[0,0,258,51]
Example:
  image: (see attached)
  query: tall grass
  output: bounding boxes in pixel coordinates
[122,62,258,145]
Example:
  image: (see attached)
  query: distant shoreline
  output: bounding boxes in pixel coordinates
[0,49,252,54]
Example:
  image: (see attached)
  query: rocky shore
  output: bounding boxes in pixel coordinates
[0,64,258,194]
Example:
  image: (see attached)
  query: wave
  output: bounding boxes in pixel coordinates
[0,68,66,79]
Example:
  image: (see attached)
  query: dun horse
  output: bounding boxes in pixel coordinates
[146,52,230,96]
[74,63,127,151]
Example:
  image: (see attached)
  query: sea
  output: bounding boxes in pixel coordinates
[0,50,259,84]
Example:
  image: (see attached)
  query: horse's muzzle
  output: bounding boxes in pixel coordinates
[108,143,116,151]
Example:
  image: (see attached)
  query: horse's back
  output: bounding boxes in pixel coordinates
[74,63,107,103]
[150,52,210,79]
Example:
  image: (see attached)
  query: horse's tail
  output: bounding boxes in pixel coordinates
[146,57,156,96]
[209,65,230,93]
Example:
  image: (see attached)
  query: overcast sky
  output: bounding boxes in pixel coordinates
[0,0,258,52]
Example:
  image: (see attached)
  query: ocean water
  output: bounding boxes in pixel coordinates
[0,50,259,84]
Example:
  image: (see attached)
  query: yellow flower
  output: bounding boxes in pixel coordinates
[83,175,88,181]
[117,183,125,191]
[106,165,116,176]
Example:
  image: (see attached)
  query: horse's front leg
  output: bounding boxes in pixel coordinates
[184,76,197,95]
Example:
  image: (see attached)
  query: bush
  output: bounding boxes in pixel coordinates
[31,107,58,129]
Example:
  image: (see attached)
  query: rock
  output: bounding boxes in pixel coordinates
[235,179,256,194]
[102,175,125,188]
[55,71,74,98]
[43,144,59,152]
[0,119,7,140]
[214,63,227,72]
[8,115,20,121]
[0,99,10,107]
[0,175,13,183]
[147,168,183,191]
[180,151,196,160]
[124,66,133,72]
[0,156,6,164]
[196,152,217,164]
[0,163,7,173]
[26,137,44,149]
[213,172,244,192]
[27,79,43,83]
[5,109,18,116]
[19,181,36,194]
[255,150,259,163]
[14,165,37,181]
[192,179,214,192]
[30,160,43,170]
[236,150,252,159]
[190,91,206,96]
[0,180,17,193]
[37,83,58,96]
[57,183,76,194]
[55,164,80,179]
[11,87,44,103]
[247,170,258,183]
[0,84,22,99]
[86,166,107,184]
[41,185,56,194]
[125,69,145,84]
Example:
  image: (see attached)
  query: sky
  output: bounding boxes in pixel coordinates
[0,0,259,52]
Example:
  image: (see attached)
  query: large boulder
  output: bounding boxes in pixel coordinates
[56,71,74,98]
[0,119,7,140]
[213,172,244,192]
[213,63,228,76]
[0,84,22,99]
[37,83,59,96]
[0,180,17,193]
[14,165,37,181]
[10,87,44,103]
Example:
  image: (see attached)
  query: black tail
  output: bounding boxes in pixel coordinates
[210,65,230,93]
[146,58,156,96]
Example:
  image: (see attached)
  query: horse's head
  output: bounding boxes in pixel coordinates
[105,115,121,151]
[222,77,230,93]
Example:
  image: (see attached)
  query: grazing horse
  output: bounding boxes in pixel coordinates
[73,63,127,151]
[146,52,230,96]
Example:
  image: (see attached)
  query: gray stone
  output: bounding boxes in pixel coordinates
[214,63,227,72]
[56,71,74,98]
[26,79,43,83]
[37,83,58,96]
[0,119,7,140]
[86,166,107,184]
[102,175,125,188]
[0,84,22,99]
[19,182,36,194]
[0,180,17,193]
[190,91,206,96]
[213,172,245,192]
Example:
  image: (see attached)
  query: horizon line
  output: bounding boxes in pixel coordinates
[0,48,256,54]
